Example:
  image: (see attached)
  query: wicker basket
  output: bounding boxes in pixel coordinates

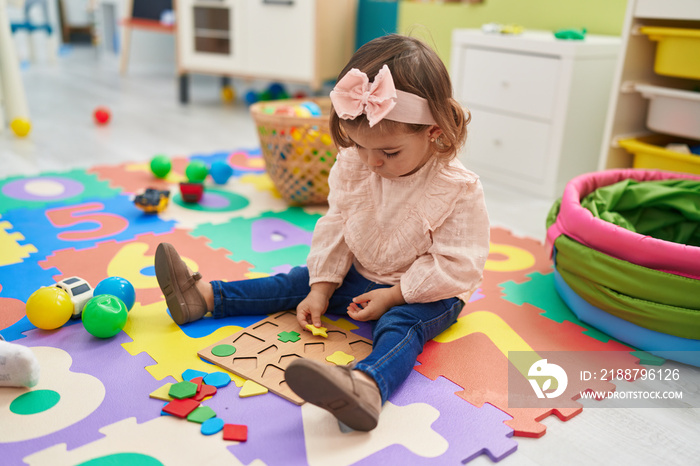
[250,98,337,205]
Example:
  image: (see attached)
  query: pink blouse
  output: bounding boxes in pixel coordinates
[306,147,490,303]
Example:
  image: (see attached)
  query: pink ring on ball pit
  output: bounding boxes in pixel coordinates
[546,168,700,280]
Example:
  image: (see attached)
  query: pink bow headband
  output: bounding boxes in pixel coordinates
[329,65,437,127]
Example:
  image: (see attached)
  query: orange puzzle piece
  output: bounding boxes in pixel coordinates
[416,294,641,438]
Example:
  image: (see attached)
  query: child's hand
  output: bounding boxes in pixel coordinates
[347,286,405,322]
[297,282,335,328]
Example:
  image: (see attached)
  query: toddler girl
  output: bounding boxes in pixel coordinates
[155,34,490,432]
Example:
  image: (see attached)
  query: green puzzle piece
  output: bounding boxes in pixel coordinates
[192,208,321,275]
[631,350,666,366]
[499,272,611,338]
[187,406,217,423]
[500,271,665,364]
[169,381,198,399]
[278,331,301,343]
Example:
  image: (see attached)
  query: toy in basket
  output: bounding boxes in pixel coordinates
[250,98,337,205]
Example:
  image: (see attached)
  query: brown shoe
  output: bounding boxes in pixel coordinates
[154,242,209,325]
[285,359,382,431]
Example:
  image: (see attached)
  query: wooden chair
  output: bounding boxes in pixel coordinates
[119,0,175,75]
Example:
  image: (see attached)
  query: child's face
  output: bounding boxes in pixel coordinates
[343,125,440,179]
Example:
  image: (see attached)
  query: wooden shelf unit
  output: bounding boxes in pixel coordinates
[599,0,700,170]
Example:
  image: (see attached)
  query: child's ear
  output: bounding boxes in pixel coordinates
[428,126,442,139]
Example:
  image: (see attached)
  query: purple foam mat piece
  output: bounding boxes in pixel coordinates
[322,314,374,341]
[250,218,313,253]
[1,176,84,202]
[203,384,307,464]
[5,324,171,465]
[271,264,294,275]
[355,370,518,464]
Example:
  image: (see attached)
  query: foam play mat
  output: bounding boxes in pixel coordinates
[0,149,650,465]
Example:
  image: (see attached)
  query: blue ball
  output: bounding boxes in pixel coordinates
[244,90,259,106]
[210,160,234,184]
[267,82,287,99]
[94,277,136,311]
[299,101,322,116]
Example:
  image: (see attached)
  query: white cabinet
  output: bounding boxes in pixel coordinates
[177,0,245,73]
[599,0,700,170]
[451,29,620,198]
[176,0,356,102]
[243,1,320,83]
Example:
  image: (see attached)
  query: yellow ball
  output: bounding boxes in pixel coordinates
[26,286,74,330]
[306,129,319,142]
[293,106,312,118]
[221,86,235,103]
[10,118,31,137]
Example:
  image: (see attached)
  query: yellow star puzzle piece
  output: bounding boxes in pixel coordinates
[326,351,355,366]
[149,383,174,402]
[239,379,269,398]
[305,324,328,338]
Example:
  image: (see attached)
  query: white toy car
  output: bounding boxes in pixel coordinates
[55,277,93,319]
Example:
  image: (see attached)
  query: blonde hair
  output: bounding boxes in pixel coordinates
[329,34,469,160]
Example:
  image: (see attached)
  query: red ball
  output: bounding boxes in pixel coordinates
[94,107,111,125]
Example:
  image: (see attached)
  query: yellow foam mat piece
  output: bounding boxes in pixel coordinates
[121,300,246,386]
[0,219,37,267]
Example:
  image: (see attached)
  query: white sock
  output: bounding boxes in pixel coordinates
[0,340,40,388]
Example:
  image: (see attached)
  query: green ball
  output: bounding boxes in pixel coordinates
[82,294,128,339]
[185,161,209,183]
[150,155,172,178]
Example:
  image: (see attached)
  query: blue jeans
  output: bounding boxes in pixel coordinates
[211,265,463,403]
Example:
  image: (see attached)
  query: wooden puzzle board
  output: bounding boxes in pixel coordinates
[198,311,373,404]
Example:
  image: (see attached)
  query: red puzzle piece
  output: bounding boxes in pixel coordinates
[0,295,26,331]
[193,384,217,401]
[223,424,248,442]
[190,376,204,392]
[416,294,640,437]
[39,230,252,307]
[163,398,200,418]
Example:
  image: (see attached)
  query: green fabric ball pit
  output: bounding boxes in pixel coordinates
[554,235,700,340]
